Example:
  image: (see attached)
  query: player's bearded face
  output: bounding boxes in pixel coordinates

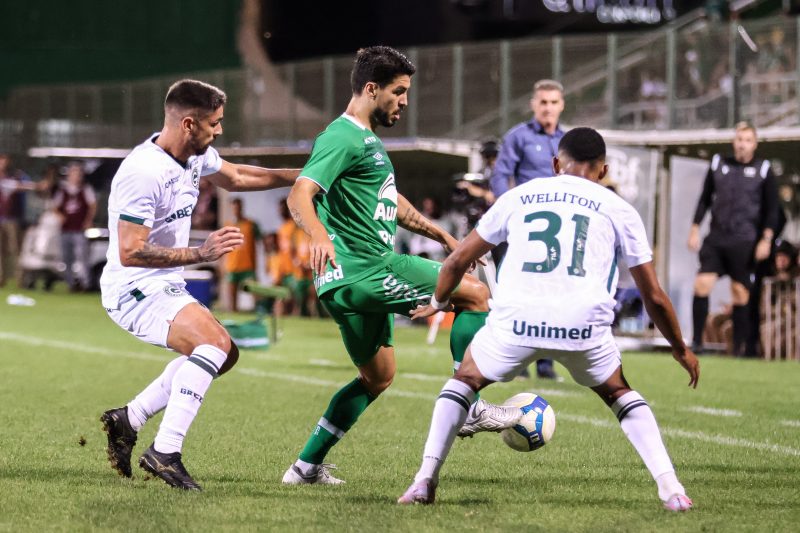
[372,75,411,128]
[189,107,224,155]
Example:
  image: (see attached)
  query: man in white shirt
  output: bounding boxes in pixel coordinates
[100,79,299,490]
[398,127,699,512]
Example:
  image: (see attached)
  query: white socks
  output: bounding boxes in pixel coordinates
[127,356,186,431]
[415,379,477,484]
[611,390,685,501]
[154,344,228,454]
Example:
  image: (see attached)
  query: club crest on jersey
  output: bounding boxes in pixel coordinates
[164,286,184,297]
[373,173,397,221]
[191,167,200,188]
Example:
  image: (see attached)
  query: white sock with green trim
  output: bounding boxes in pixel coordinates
[154,344,227,454]
[127,356,185,431]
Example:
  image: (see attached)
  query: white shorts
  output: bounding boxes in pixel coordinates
[105,278,198,349]
[469,324,622,387]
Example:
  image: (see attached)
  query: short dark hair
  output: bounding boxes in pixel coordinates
[558,127,606,163]
[350,46,416,94]
[165,79,227,114]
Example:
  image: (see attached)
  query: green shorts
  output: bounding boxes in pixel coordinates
[319,254,443,366]
[227,270,255,284]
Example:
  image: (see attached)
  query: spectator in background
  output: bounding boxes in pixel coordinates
[52,161,97,291]
[489,79,566,380]
[272,198,312,316]
[688,122,780,356]
[191,178,218,230]
[451,139,498,236]
[223,197,263,312]
[0,154,26,287]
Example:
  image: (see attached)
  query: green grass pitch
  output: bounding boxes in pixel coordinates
[1,285,799,532]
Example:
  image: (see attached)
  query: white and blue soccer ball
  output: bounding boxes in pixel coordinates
[500,392,556,452]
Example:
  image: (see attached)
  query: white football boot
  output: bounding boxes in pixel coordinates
[281,463,345,485]
[397,478,437,505]
[457,398,524,438]
[663,493,693,512]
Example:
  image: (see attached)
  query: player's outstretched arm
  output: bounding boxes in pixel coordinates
[206,160,300,192]
[118,220,244,268]
[410,230,494,320]
[287,178,336,273]
[629,261,700,388]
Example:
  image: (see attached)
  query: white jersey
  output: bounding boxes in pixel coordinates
[476,174,652,350]
[100,133,222,309]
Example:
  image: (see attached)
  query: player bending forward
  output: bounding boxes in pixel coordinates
[399,127,699,511]
[100,79,298,490]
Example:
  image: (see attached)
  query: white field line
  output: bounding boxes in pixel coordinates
[4,330,800,457]
[780,420,800,428]
[683,406,743,417]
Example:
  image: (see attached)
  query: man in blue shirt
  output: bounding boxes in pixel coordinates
[490,79,566,379]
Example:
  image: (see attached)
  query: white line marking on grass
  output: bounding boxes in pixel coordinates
[6,331,799,457]
[527,388,582,398]
[683,406,742,417]
[780,420,800,428]
[399,372,450,382]
[308,358,338,366]
[0,331,169,362]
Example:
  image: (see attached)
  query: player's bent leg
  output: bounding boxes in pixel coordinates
[591,367,691,511]
[400,350,501,504]
[138,304,232,490]
[283,348,394,486]
[449,275,490,390]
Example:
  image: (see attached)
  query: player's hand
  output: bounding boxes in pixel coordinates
[310,229,337,274]
[199,226,244,261]
[672,346,700,389]
[687,227,701,252]
[410,302,452,320]
[754,238,771,262]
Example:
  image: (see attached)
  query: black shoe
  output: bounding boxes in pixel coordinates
[139,444,202,491]
[100,407,138,478]
[536,361,559,380]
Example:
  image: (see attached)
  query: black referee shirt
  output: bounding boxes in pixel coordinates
[692,154,780,244]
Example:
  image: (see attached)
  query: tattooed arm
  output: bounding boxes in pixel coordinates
[118,220,243,268]
[397,194,460,253]
[287,178,336,273]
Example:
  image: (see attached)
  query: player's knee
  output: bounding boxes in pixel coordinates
[218,341,239,376]
[361,372,394,396]
[200,324,232,354]
[456,278,490,311]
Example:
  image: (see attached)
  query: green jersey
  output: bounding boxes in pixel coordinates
[300,114,398,295]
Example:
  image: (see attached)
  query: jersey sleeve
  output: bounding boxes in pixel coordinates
[200,146,223,176]
[298,130,357,193]
[114,172,161,228]
[614,202,653,268]
[475,193,513,245]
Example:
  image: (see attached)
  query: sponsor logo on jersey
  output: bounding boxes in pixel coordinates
[164,175,180,188]
[373,152,385,166]
[373,173,398,222]
[512,319,593,340]
[382,274,422,302]
[364,136,377,145]
[164,286,184,297]
[744,166,756,178]
[191,167,200,188]
[165,204,194,223]
[314,265,345,289]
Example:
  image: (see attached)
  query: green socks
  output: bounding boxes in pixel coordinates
[450,310,488,400]
[298,377,376,464]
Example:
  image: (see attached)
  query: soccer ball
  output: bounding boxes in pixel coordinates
[500,392,556,452]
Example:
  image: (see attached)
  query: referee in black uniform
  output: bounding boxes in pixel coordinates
[688,122,780,355]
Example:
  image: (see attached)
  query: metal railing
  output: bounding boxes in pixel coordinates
[2,13,800,151]
[762,277,800,361]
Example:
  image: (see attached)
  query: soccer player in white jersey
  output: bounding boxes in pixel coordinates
[99,79,299,490]
[398,128,700,511]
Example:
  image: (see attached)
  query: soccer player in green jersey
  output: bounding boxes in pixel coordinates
[282,46,523,485]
